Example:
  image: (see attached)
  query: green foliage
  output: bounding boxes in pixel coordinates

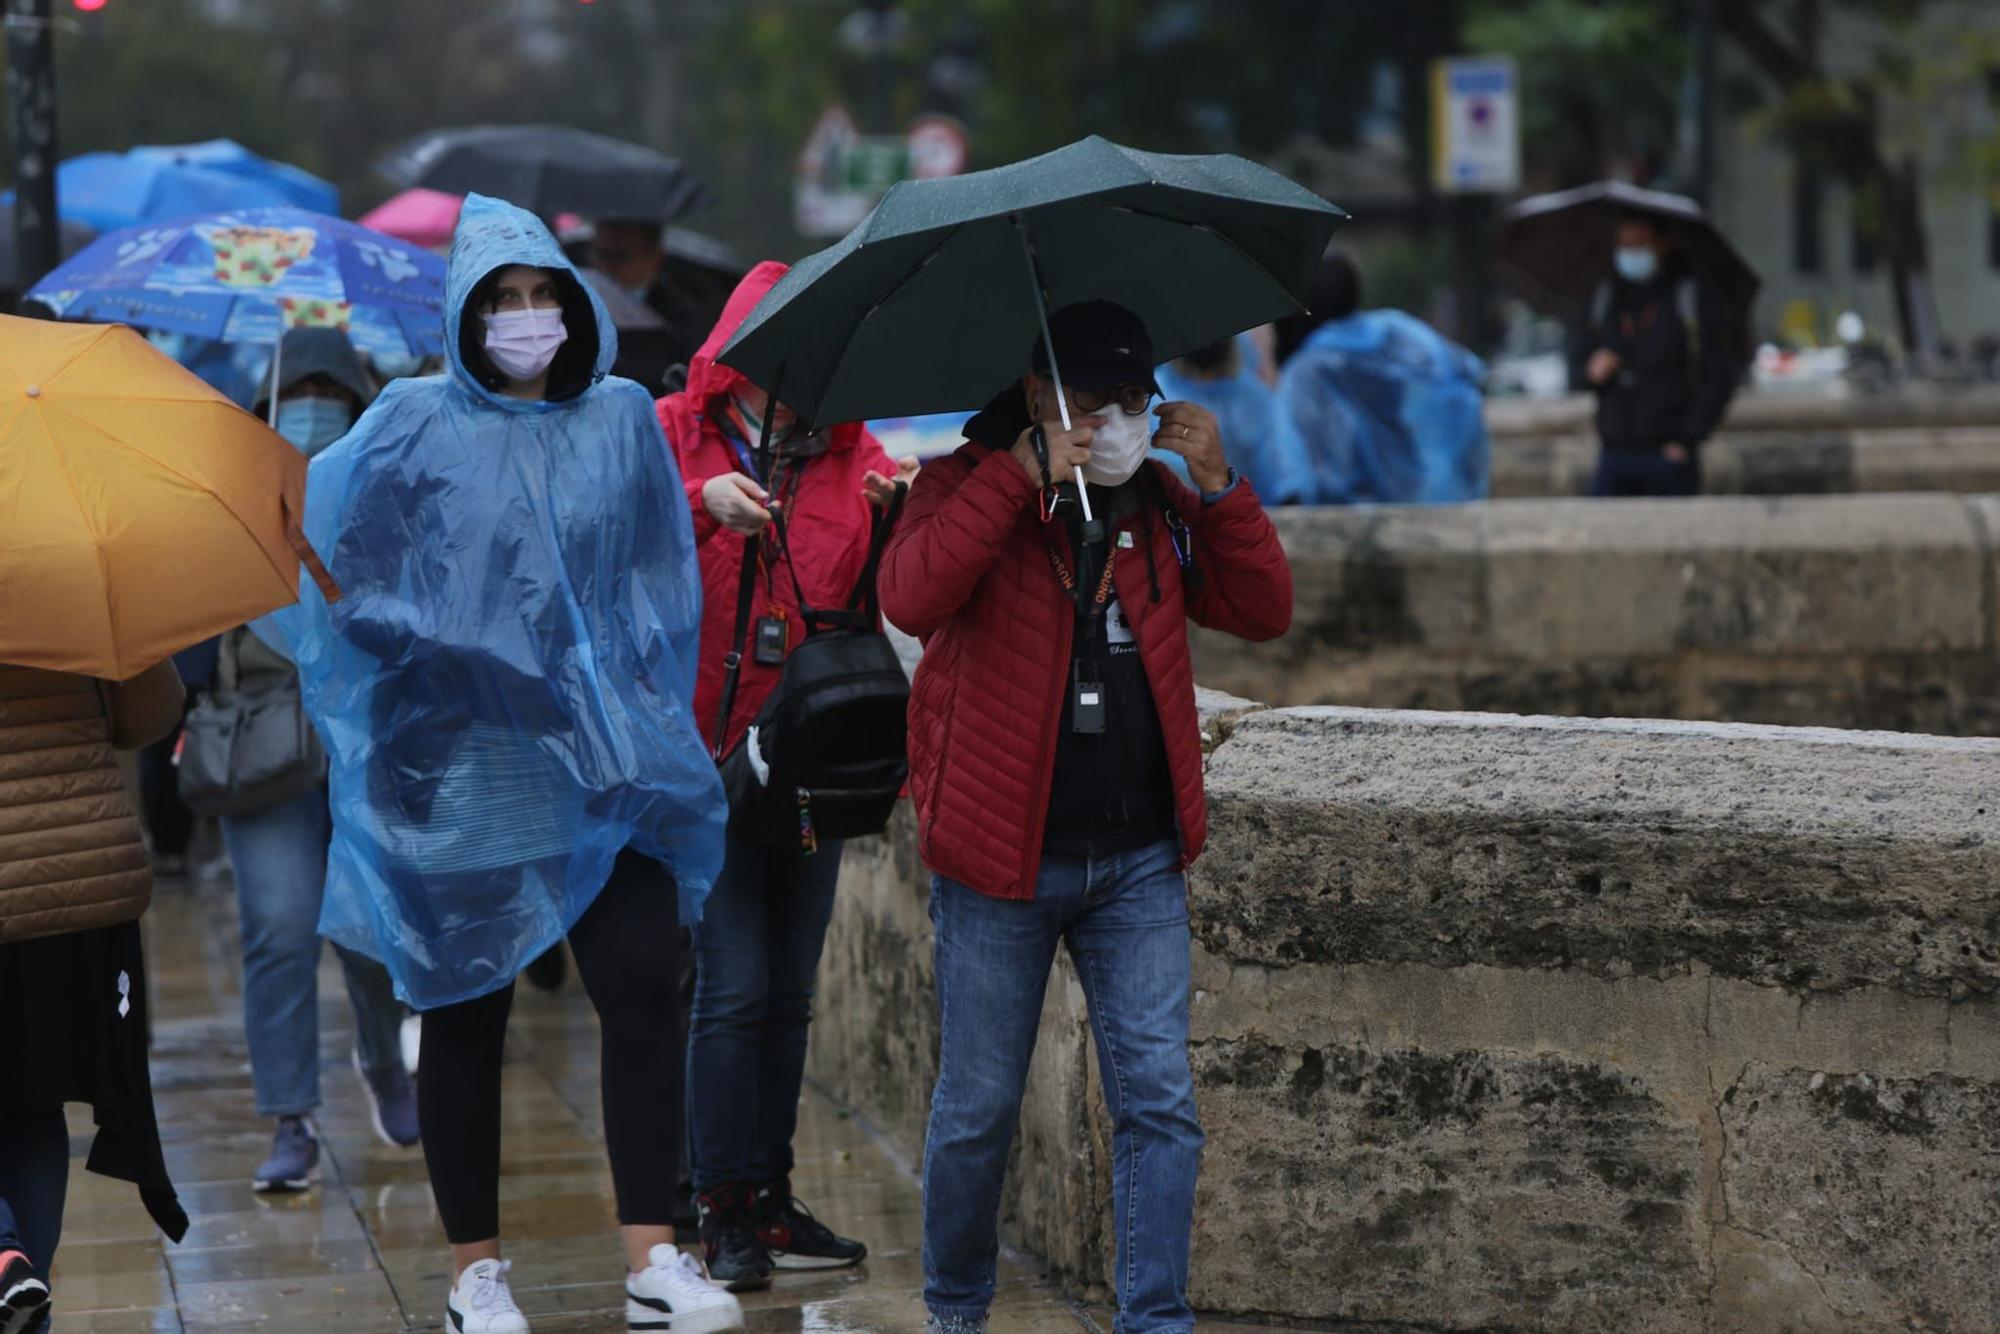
[1463,0,1685,188]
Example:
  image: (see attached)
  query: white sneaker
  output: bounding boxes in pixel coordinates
[446,1257,529,1333]
[626,1246,745,1333]
[401,1013,422,1074]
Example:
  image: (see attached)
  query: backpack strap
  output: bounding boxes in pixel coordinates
[712,532,762,758]
[844,482,908,621]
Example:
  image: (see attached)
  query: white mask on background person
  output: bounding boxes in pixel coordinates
[1079,403,1154,487]
[1614,246,1659,284]
[482,307,567,382]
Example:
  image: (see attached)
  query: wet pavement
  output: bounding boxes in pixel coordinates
[47,873,1215,1332]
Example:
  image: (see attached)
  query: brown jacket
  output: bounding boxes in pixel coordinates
[0,660,184,943]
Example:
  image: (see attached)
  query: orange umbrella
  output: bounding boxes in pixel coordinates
[0,315,337,680]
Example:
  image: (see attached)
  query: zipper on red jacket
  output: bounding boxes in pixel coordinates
[1017,534,1075,901]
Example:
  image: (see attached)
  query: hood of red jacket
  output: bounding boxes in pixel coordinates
[680,258,864,454]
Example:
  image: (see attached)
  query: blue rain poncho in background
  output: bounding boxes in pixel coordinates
[266,194,726,1008]
[1269,309,1489,505]
[1152,331,1287,499]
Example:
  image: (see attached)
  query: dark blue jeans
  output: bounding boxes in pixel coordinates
[923,839,1202,1334]
[1591,448,1700,497]
[0,1102,68,1332]
[685,826,845,1191]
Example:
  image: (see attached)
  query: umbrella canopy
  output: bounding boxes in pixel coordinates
[358,187,463,251]
[1495,179,1760,320]
[0,315,337,680]
[377,125,709,223]
[26,207,448,360]
[578,267,666,331]
[51,141,337,232]
[718,135,1345,431]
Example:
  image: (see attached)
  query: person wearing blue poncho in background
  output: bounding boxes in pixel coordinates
[271,195,744,1334]
[1152,330,1287,499]
[1268,250,1490,506]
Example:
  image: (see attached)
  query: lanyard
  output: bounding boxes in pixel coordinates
[1044,537,1117,640]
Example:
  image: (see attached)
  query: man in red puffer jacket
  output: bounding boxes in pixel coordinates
[878,302,1291,1334]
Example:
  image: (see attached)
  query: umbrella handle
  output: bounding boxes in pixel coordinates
[283,496,342,604]
[1013,214,1095,529]
[267,332,283,428]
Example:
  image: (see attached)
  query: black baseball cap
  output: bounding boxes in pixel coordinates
[1029,300,1163,396]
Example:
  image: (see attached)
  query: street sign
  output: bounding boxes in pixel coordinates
[1431,55,1520,194]
[794,106,969,238]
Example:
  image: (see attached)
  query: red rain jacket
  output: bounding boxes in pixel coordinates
[879,434,1292,901]
[657,261,896,757]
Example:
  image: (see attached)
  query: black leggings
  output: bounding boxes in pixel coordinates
[418,850,683,1243]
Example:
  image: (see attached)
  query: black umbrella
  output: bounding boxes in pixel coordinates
[1496,180,1760,321]
[377,125,709,223]
[719,136,1343,520]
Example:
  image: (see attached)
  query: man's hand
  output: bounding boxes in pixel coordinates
[862,455,922,506]
[702,472,772,535]
[1586,348,1621,385]
[1010,418,1101,488]
[1662,443,1691,464]
[1153,401,1229,492]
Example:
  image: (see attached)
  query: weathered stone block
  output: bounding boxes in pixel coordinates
[1718,1064,2000,1330]
[1190,1039,1706,1330]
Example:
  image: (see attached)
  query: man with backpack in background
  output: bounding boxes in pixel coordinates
[1579,212,1741,497]
[878,302,1292,1333]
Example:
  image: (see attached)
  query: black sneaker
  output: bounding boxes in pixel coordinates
[0,1248,51,1334]
[752,1180,867,1270]
[697,1185,773,1292]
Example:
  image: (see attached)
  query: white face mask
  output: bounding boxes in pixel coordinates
[1080,403,1154,487]
[482,307,567,382]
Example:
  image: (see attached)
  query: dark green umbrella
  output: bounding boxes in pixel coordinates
[720,135,1344,515]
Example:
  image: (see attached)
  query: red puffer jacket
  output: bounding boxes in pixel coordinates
[879,435,1292,901]
[658,261,895,756]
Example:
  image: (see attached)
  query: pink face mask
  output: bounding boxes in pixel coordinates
[481,307,567,382]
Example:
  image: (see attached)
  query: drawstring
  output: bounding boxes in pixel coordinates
[1142,506,1162,605]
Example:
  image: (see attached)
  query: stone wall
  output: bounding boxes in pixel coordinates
[808,700,2000,1330]
[1188,494,2000,735]
[1485,392,2000,498]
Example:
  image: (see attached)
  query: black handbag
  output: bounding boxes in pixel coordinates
[178,631,327,818]
[715,486,910,850]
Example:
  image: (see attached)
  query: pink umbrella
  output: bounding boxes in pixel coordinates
[358,188,462,251]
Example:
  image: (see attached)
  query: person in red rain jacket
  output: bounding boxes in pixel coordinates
[657,260,918,1291]
[877,301,1291,1334]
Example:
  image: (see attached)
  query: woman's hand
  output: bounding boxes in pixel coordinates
[862,455,922,506]
[702,472,772,535]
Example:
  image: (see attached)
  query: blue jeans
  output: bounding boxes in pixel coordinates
[1591,448,1700,497]
[222,787,404,1117]
[923,839,1202,1334]
[686,826,845,1190]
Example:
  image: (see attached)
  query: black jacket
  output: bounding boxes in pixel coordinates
[1577,267,1739,454]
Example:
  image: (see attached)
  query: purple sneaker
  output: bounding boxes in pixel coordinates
[353,1048,420,1148]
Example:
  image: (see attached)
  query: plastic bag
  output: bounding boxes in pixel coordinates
[264,195,726,1008]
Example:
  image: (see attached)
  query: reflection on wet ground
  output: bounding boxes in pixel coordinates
[52,875,1147,1331]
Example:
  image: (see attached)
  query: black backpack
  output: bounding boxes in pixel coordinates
[714,484,910,851]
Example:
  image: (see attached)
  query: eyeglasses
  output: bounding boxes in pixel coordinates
[1071,383,1155,418]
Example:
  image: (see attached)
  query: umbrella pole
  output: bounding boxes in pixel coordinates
[1013,215,1097,532]
[266,333,282,428]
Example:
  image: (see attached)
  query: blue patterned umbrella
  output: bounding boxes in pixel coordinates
[26,207,446,360]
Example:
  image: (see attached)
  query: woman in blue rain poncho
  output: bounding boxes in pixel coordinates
[278,196,743,1334]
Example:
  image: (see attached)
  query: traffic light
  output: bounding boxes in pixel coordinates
[74,0,110,11]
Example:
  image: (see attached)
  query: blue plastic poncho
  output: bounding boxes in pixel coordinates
[270,194,726,1008]
[1269,309,1489,506]
[1152,332,1284,498]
